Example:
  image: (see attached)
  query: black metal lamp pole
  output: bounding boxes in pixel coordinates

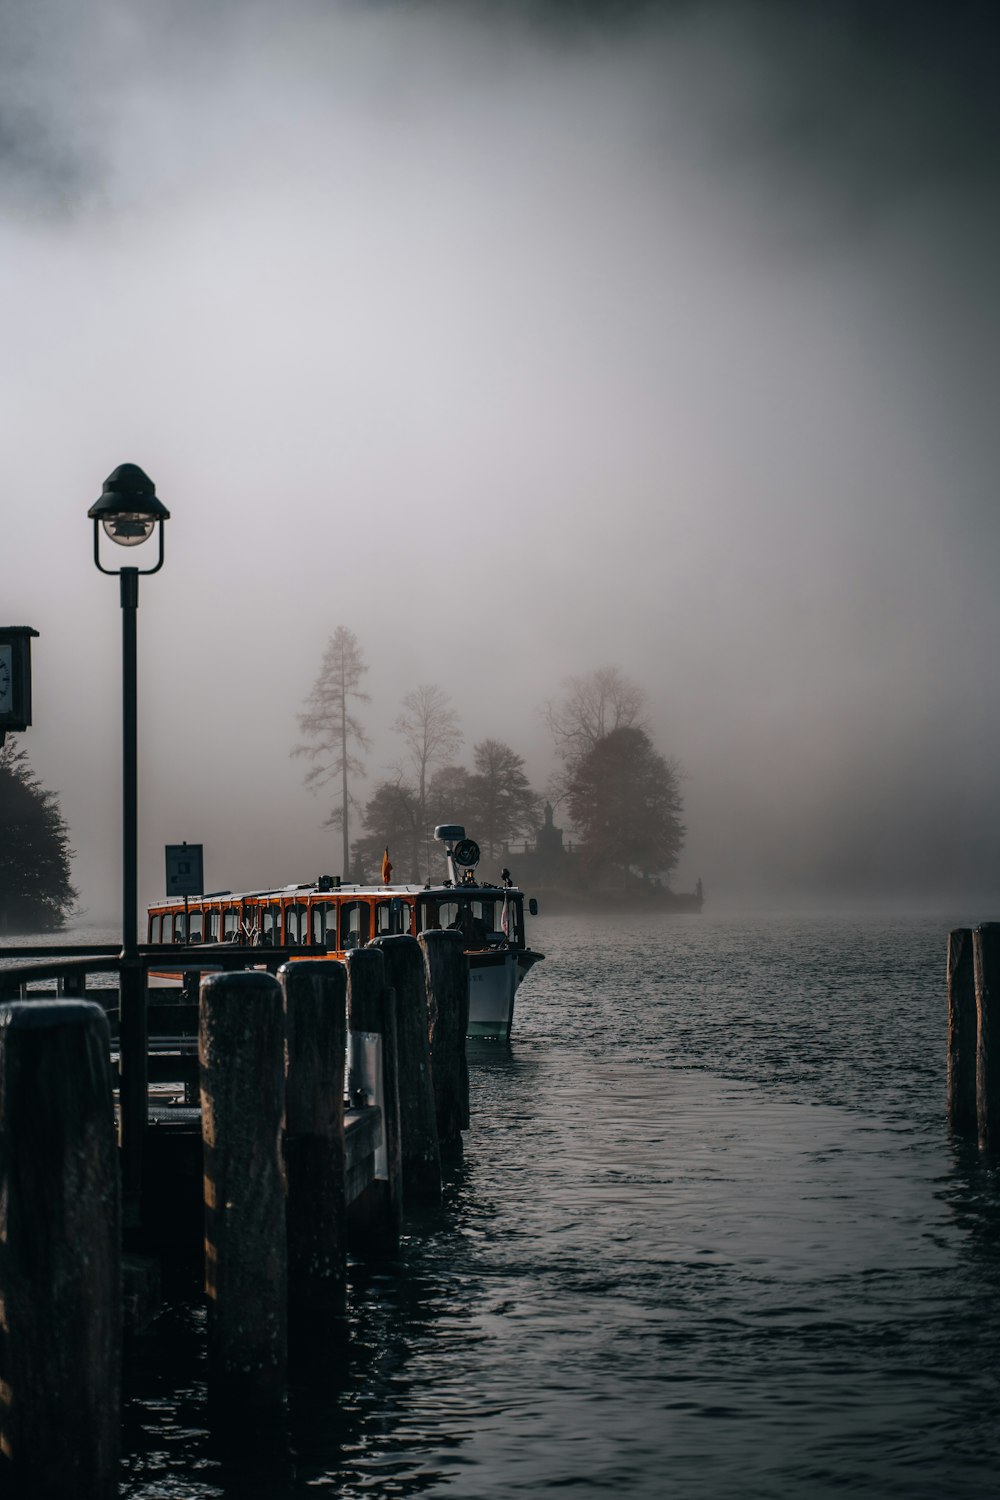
[121,566,139,957]
[89,464,170,1227]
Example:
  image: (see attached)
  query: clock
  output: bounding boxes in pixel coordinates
[0,627,38,733]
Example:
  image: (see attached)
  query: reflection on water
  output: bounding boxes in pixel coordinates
[113,912,1000,1497]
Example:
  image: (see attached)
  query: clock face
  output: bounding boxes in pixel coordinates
[0,644,11,716]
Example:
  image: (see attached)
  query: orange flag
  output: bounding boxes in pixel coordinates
[381,847,393,885]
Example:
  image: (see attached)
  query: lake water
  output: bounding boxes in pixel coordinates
[54,912,1000,1496]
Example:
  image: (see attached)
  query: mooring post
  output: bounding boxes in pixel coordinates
[200,970,287,1410]
[279,960,348,1333]
[0,1001,121,1500]
[418,929,470,1160]
[372,934,442,1206]
[948,927,978,1133]
[974,924,1000,1151]
[345,947,402,1256]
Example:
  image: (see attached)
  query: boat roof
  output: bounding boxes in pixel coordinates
[148,881,522,908]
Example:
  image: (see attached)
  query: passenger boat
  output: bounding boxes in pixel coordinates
[146,825,543,1041]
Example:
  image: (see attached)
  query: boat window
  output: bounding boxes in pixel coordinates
[339,901,370,949]
[471,899,495,932]
[423,899,494,943]
[149,914,161,943]
[373,900,410,937]
[223,908,239,941]
[172,911,187,943]
[311,904,324,945]
[161,913,175,944]
[207,910,220,942]
[311,902,336,946]
[438,901,462,931]
[418,899,441,932]
[285,903,305,946]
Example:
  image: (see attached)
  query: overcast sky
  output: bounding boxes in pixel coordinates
[3,0,999,920]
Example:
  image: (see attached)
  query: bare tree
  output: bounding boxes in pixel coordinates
[393,683,462,873]
[545,666,648,770]
[293,626,371,874]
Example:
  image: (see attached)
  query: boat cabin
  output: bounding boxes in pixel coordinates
[146,881,529,957]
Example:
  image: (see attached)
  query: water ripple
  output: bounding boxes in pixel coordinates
[121,912,1000,1498]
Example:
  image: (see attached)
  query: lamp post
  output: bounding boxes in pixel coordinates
[89,463,170,1225]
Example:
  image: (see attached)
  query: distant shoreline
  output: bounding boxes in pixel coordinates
[528,887,703,916]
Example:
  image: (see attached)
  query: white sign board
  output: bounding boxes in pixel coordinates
[165,843,204,898]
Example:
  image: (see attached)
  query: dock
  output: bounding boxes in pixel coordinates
[0,930,469,1499]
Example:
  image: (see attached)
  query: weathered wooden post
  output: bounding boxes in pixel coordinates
[0,1001,121,1500]
[345,947,402,1255]
[200,971,287,1410]
[948,927,978,1133]
[371,934,441,1205]
[279,960,348,1334]
[974,923,1000,1151]
[419,929,469,1160]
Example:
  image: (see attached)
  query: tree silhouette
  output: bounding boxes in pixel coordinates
[293,626,371,875]
[567,726,684,884]
[467,739,540,862]
[353,778,421,883]
[0,740,77,932]
[393,683,462,877]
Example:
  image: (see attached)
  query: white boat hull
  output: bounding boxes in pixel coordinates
[467,950,519,1040]
[467,947,542,1041]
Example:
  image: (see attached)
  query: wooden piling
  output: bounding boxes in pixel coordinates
[419,929,469,1160]
[372,934,441,1206]
[200,970,287,1410]
[345,947,402,1255]
[948,927,978,1133]
[279,960,348,1331]
[0,1001,121,1500]
[974,924,1000,1152]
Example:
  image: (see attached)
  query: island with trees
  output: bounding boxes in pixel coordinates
[295,644,703,914]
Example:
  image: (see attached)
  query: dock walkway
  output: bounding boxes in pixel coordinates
[0,931,469,1499]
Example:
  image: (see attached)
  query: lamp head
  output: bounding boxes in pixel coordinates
[88,464,170,548]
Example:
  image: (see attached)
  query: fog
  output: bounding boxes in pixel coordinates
[3,0,999,921]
